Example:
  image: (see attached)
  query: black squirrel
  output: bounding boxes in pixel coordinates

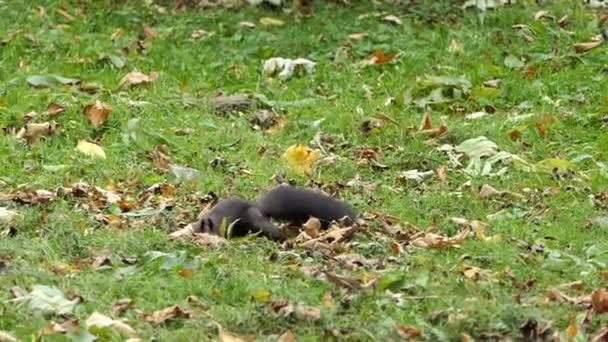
[195,185,357,241]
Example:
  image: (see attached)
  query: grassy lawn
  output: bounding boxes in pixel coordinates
[1,0,608,340]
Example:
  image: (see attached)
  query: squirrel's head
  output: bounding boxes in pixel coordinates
[200,217,215,234]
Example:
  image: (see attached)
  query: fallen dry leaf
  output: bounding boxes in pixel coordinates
[142,25,157,39]
[144,305,192,325]
[239,21,256,29]
[411,227,470,249]
[39,319,80,336]
[56,8,74,21]
[324,271,361,290]
[259,17,285,27]
[283,144,321,175]
[216,323,245,342]
[395,325,422,340]
[46,102,66,116]
[92,252,112,269]
[0,207,19,226]
[191,29,214,40]
[348,32,368,41]
[574,40,603,53]
[302,217,321,238]
[383,15,402,25]
[364,49,397,66]
[299,225,357,251]
[0,331,18,342]
[545,288,590,306]
[591,287,608,314]
[263,57,316,80]
[212,94,253,114]
[112,298,133,315]
[76,140,106,159]
[591,327,608,342]
[483,79,501,88]
[294,304,321,323]
[462,265,490,281]
[0,188,55,205]
[86,312,137,338]
[15,121,58,145]
[416,112,447,139]
[83,101,112,128]
[119,71,158,88]
[278,330,296,342]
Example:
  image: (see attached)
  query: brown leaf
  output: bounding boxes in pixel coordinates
[524,64,537,79]
[46,103,66,116]
[535,121,547,138]
[191,232,229,248]
[294,304,321,323]
[1,188,55,205]
[321,292,334,309]
[591,288,608,314]
[119,71,159,88]
[142,25,157,39]
[395,325,422,340]
[86,312,137,338]
[144,305,192,325]
[250,110,285,132]
[15,121,58,145]
[278,330,296,342]
[479,184,500,199]
[508,128,522,141]
[591,327,608,342]
[370,49,397,65]
[416,112,447,138]
[0,331,18,342]
[324,271,361,290]
[212,94,253,114]
[436,166,448,183]
[419,112,433,130]
[300,225,357,252]
[83,101,112,128]
[178,268,194,278]
[411,227,470,249]
[462,265,490,281]
[112,298,133,315]
[56,8,74,21]
[216,323,245,342]
[92,252,112,269]
[574,41,603,53]
[302,217,321,238]
[39,319,80,336]
[148,144,172,172]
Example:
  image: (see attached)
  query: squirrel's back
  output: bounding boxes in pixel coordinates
[255,185,356,226]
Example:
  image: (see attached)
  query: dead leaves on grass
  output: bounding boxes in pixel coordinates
[83,100,112,128]
[119,70,159,88]
[144,305,192,325]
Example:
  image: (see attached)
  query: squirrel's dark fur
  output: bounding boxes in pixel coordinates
[255,185,357,227]
[197,197,286,241]
[195,185,357,241]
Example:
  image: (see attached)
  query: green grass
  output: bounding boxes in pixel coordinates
[1,0,607,340]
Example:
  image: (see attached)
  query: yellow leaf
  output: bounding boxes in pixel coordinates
[283,144,320,175]
[472,220,486,240]
[76,140,106,159]
[259,17,285,27]
[252,289,271,302]
[567,323,577,338]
